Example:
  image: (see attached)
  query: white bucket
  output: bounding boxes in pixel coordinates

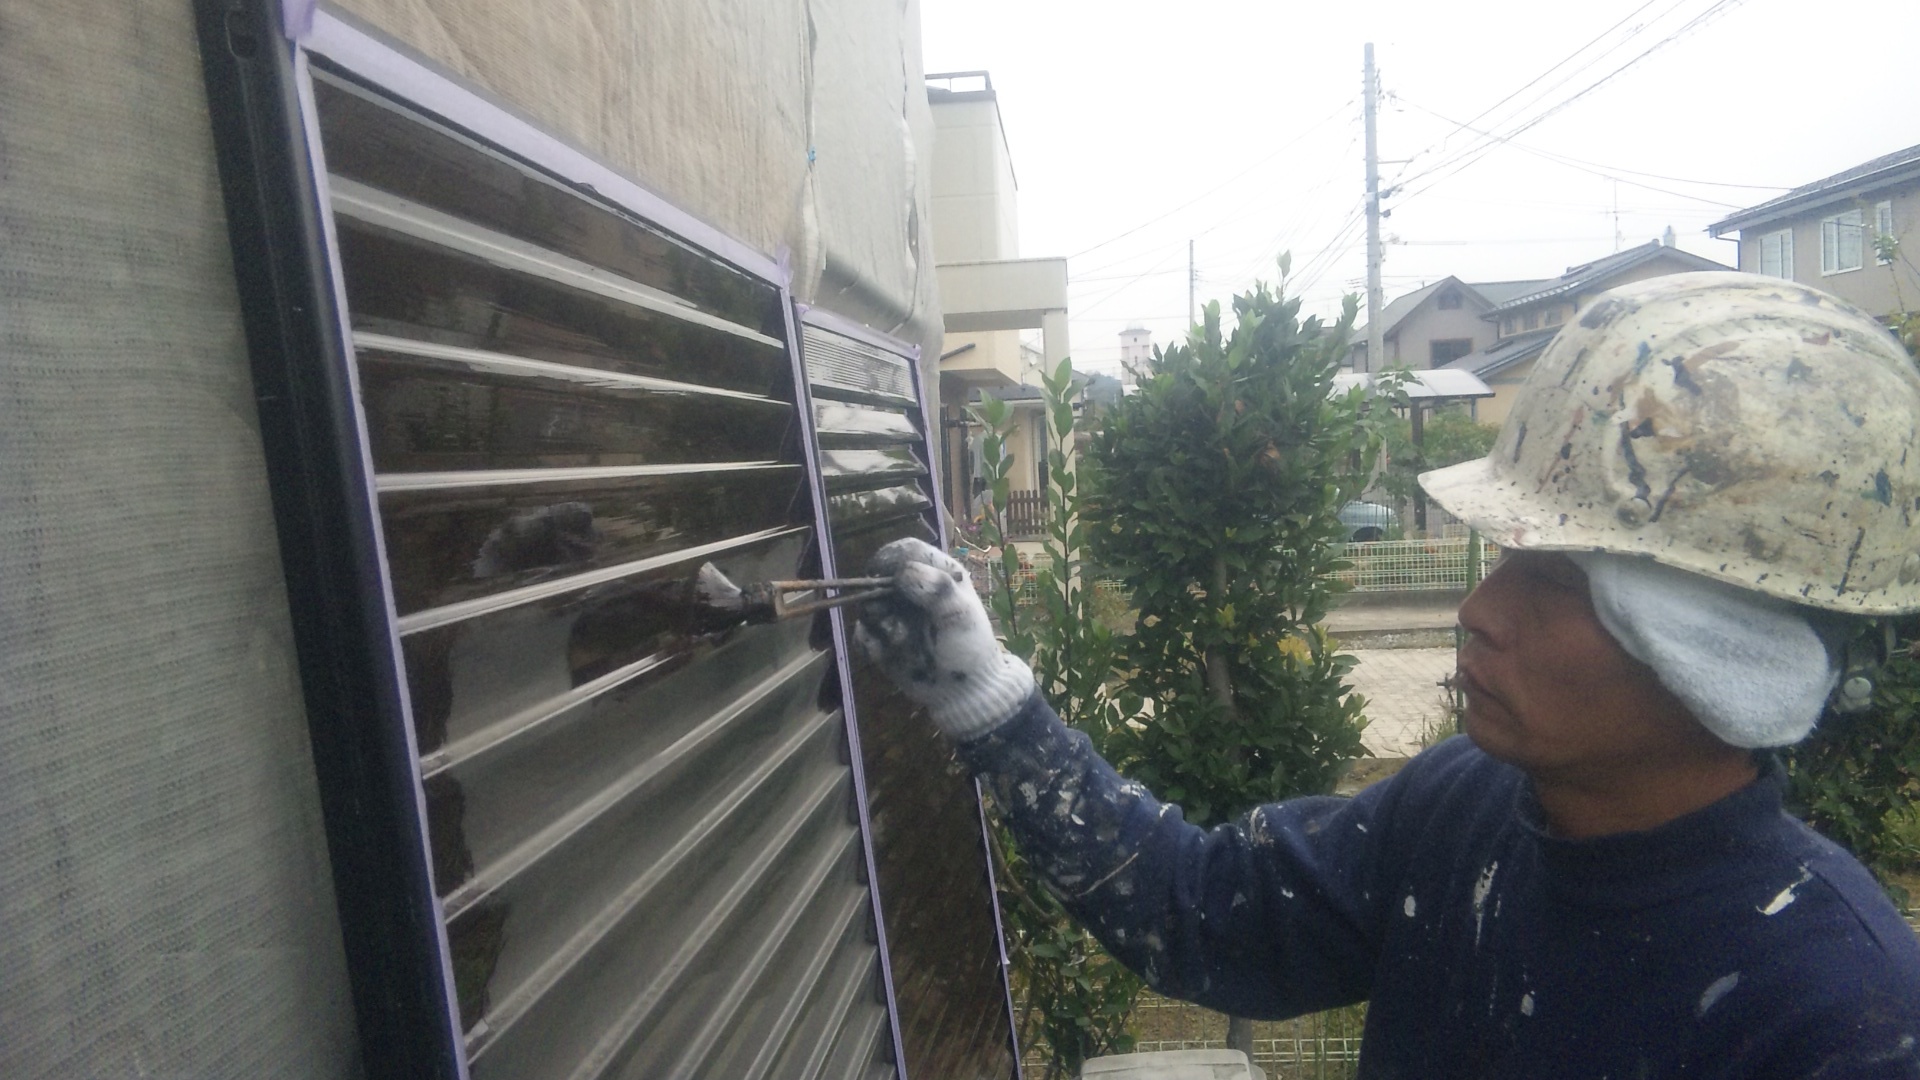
[1078,1048,1266,1080]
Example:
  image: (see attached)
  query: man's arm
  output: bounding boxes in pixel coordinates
[854,537,1393,1018]
[956,690,1390,1020]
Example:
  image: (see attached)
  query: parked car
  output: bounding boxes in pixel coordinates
[1338,500,1398,543]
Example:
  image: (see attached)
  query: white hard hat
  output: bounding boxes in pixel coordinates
[1421,272,1920,615]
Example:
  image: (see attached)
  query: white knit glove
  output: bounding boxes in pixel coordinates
[854,539,1035,741]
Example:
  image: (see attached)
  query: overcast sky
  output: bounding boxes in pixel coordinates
[919,0,1920,374]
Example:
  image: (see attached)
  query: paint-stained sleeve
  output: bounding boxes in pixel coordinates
[959,691,1396,1020]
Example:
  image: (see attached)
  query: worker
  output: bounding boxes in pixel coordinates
[856,273,1920,1078]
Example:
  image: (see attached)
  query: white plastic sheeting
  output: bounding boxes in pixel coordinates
[327,0,944,384]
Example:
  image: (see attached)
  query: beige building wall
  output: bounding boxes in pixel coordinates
[1493,254,1713,340]
[929,88,1026,402]
[944,331,1032,383]
[1494,301,1572,338]
[1004,406,1046,496]
[1389,301,1496,366]
[1586,258,1713,302]
[1475,370,1530,427]
[1735,186,1920,317]
[929,95,1020,263]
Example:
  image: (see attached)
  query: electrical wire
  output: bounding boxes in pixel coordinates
[1389,0,1752,207]
[1394,97,1782,208]
[1070,266,1192,284]
[1288,207,1370,299]
[1065,97,1357,261]
[1390,0,1672,181]
[1074,242,1192,316]
[1449,0,1671,143]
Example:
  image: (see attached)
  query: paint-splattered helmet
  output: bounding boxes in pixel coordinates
[1420,271,1920,614]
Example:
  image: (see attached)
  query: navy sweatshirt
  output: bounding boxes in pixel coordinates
[961,693,1920,1079]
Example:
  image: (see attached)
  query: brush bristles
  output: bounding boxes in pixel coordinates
[694,562,745,611]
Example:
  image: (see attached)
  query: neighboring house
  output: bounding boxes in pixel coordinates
[1441,240,1730,425]
[928,71,1071,521]
[980,366,1122,538]
[1349,275,1551,372]
[1708,143,1920,320]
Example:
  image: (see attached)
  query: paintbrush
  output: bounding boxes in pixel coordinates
[694,562,894,626]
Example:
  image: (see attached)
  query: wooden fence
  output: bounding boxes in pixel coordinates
[1005,490,1047,539]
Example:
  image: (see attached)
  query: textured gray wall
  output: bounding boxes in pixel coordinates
[0,2,363,1076]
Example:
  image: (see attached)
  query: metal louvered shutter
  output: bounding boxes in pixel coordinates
[198,9,922,1075]
[799,316,1020,1080]
[312,70,898,1080]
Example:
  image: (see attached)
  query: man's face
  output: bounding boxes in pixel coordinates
[1454,550,1711,780]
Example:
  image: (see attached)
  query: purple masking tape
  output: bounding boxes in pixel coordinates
[774,245,796,291]
[281,0,315,40]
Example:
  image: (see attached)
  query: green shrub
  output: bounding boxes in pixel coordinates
[1083,270,1401,824]
[973,365,1144,1078]
[1784,629,1920,904]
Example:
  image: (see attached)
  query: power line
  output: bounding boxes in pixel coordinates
[1067,120,1364,288]
[1065,97,1356,260]
[1075,243,1192,316]
[1386,0,1679,185]
[1412,191,1744,213]
[1390,0,1751,204]
[1391,236,1620,245]
[1449,0,1669,143]
[1289,207,1370,299]
[1394,97,1781,207]
[1390,0,1753,207]
[1210,167,1363,287]
[1070,266,1191,284]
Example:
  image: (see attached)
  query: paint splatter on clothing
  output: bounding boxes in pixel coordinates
[960,692,1920,1078]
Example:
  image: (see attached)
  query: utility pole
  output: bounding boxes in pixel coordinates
[1188,238,1196,326]
[1363,43,1384,375]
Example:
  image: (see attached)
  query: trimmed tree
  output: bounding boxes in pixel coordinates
[1083,269,1400,1053]
[1086,273,1396,822]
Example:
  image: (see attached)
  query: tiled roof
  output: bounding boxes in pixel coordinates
[1482,242,1728,314]
[1354,277,1554,344]
[1357,242,1726,349]
[1357,275,1525,343]
[1709,143,1920,235]
[1470,278,1557,306]
[1439,328,1556,379]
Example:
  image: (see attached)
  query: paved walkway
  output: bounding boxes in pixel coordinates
[1347,647,1457,757]
[1322,597,1465,758]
